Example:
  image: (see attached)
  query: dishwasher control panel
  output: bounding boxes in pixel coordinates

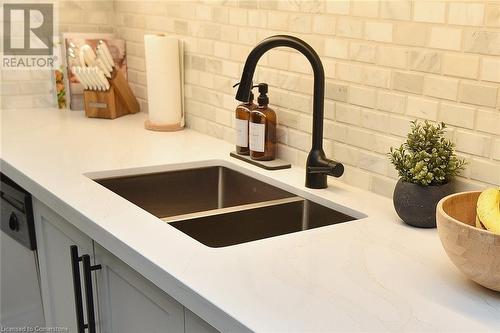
[0,173,36,250]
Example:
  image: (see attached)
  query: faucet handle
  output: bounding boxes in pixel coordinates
[307,166,333,174]
[307,162,344,177]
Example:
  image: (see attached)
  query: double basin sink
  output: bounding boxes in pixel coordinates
[94,166,359,247]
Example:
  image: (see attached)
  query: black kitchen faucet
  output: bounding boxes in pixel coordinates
[235,35,344,189]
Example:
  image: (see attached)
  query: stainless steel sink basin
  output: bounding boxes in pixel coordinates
[169,198,356,247]
[95,166,294,218]
[93,165,360,247]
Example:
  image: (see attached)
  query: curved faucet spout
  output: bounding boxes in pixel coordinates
[236,35,325,149]
[235,35,344,189]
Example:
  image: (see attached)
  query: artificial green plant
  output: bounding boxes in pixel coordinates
[389,120,466,186]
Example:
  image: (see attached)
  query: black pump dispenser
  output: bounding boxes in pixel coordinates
[256,83,269,106]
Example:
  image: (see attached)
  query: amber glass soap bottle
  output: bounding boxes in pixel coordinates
[235,90,257,155]
[249,83,276,161]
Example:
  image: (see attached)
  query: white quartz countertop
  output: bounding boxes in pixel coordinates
[1,108,499,332]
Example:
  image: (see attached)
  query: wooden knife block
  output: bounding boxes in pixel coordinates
[83,69,140,119]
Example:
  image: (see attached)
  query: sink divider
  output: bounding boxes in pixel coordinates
[160,196,304,223]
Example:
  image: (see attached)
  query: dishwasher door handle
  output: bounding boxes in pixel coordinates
[70,245,87,333]
[82,254,102,333]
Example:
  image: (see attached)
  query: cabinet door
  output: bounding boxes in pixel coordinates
[94,243,184,333]
[34,199,94,332]
[184,308,219,333]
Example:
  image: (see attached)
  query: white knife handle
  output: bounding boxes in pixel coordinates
[97,68,110,91]
[79,68,92,90]
[72,66,88,90]
[78,51,86,69]
[89,68,103,91]
[96,58,111,78]
[82,67,98,90]
[97,48,113,74]
[77,67,93,90]
[80,44,96,67]
[94,67,110,91]
[99,40,115,68]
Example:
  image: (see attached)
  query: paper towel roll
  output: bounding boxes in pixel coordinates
[144,34,184,131]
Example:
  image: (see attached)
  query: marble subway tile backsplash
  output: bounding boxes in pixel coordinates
[114,0,499,193]
[2,0,499,195]
[0,70,55,109]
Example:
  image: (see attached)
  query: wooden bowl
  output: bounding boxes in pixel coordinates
[436,191,500,292]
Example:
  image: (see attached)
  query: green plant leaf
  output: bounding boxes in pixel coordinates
[388,120,466,186]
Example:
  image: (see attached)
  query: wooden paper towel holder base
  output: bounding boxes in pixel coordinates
[144,119,184,132]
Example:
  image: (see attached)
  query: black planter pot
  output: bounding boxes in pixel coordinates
[393,179,455,228]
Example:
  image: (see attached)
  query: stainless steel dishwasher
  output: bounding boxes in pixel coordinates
[1,173,44,327]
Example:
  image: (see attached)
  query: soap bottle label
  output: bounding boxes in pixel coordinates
[249,122,265,152]
[235,118,248,147]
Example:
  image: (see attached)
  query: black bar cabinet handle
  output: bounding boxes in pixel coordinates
[70,245,87,333]
[82,254,102,333]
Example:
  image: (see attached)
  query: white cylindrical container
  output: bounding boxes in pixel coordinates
[144,34,184,131]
